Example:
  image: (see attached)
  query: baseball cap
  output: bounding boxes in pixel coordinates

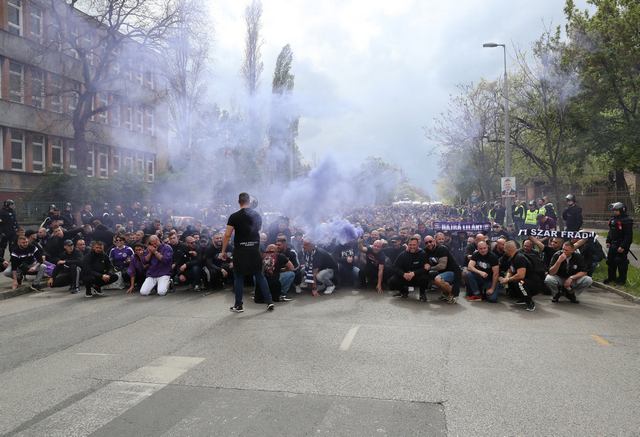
[64,239,74,246]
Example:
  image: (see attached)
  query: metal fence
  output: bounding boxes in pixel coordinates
[15,200,66,226]
[579,189,639,222]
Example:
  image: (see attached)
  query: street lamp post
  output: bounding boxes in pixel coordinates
[483,42,512,227]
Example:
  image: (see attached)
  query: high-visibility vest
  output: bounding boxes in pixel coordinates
[524,209,540,225]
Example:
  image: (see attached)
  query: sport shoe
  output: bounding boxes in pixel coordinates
[85,292,93,298]
[551,292,561,303]
[392,291,403,297]
[324,285,336,295]
[70,287,79,294]
[419,293,427,302]
[30,283,43,292]
[230,305,244,313]
[525,301,536,312]
[280,296,293,302]
[447,295,457,304]
[602,278,614,285]
[466,295,482,301]
[514,299,527,305]
[439,294,448,302]
[92,287,104,297]
[566,293,579,304]
[267,303,275,311]
[295,286,302,294]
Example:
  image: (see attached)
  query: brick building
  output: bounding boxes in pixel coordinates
[0,0,168,200]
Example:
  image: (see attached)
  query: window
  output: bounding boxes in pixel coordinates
[49,74,62,113]
[96,94,108,123]
[146,158,154,182]
[7,0,23,36]
[98,152,108,178]
[110,99,120,126]
[67,83,79,112]
[31,135,45,173]
[68,146,77,171]
[31,69,44,108]
[144,71,154,90]
[29,5,43,41]
[136,155,144,177]
[123,105,132,130]
[51,139,63,170]
[145,107,155,136]
[112,151,120,174]
[87,149,94,177]
[9,62,24,103]
[135,65,143,85]
[10,130,25,171]
[124,154,133,174]
[135,107,143,133]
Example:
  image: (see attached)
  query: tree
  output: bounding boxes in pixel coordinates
[164,0,211,167]
[565,0,640,195]
[241,0,264,97]
[268,44,300,182]
[509,28,585,221]
[46,0,182,177]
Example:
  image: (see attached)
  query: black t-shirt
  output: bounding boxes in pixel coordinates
[365,247,386,267]
[263,253,289,279]
[470,251,499,277]
[425,245,461,273]
[509,253,534,280]
[549,251,587,278]
[227,208,261,247]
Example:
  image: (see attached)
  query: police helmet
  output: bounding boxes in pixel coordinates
[565,194,576,202]
[610,202,626,213]
[3,199,15,208]
[528,200,536,207]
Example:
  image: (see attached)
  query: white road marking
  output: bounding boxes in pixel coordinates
[16,356,204,437]
[74,352,119,357]
[340,325,361,351]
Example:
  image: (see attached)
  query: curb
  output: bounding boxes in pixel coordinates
[0,286,34,300]
[592,281,640,304]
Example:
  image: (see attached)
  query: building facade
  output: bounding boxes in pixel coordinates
[0,0,168,200]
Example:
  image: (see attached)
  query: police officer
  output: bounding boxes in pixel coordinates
[0,200,18,256]
[562,194,583,232]
[523,200,540,230]
[513,200,525,231]
[61,202,76,229]
[605,202,634,285]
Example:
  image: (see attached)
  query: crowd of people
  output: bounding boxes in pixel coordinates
[0,192,634,313]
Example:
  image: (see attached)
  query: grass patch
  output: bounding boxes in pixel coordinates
[592,262,640,297]
[596,231,640,246]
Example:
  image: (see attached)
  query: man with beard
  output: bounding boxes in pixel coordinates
[8,235,45,290]
[464,241,500,302]
[203,232,233,289]
[357,238,387,293]
[301,239,339,296]
[221,193,274,313]
[275,234,299,299]
[48,239,83,293]
[140,235,174,296]
[389,237,429,301]
[258,244,294,303]
[423,235,460,304]
[545,241,592,304]
[82,241,118,297]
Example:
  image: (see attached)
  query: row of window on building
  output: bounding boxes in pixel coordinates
[0,56,156,135]
[5,0,157,90]
[1,126,155,182]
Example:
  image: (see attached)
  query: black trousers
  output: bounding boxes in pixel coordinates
[388,273,429,296]
[507,275,545,305]
[84,273,118,293]
[607,246,629,282]
[52,265,81,288]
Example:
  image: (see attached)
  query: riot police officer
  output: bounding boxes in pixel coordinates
[605,202,634,285]
[0,199,18,256]
[562,194,583,231]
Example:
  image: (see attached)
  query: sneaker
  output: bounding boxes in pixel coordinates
[439,294,448,302]
[295,286,302,294]
[30,283,43,292]
[392,291,403,297]
[193,285,201,292]
[324,285,336,295]
[85,292,93,298]
[447,295,457,304]
[514,299,527,305]
[419,293,427,302]
[92,287,104,297]
[551,292,561,303]
[70,287,79,294]
[525,301,536,312]
[168,279,175,292]
[466,295,481,301]
[230,305,244,313]
[267,303,275,311]
[16,271,23,286]
[280,296,293,302]
[602,278,614,285]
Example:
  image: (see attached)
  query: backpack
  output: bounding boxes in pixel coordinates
[521,251,546,279]
[592,239,605,263]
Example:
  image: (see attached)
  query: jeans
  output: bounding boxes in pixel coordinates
[316,268,335,290]
[544,274,593,296]
[465,271,496,301]
[234,271,272,307]
[279,271,295,297]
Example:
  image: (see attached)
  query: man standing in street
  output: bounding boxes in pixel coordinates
[221,193,274,313]
[605,202,634,285]
[0,200,18,257]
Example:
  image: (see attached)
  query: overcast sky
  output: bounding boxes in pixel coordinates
[206,0,590,197]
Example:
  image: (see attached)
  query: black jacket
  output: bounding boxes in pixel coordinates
[0,207,18,235]
[10,244,43,270]
[52,249,83,278]
[82,251,114,278]
[562,204,583,232]
[393,249,427,276]
[607,214,633,251]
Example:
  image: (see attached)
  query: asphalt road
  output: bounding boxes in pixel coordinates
[0,286,638,436]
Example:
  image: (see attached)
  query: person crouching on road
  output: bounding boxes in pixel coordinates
[82,241,118,297]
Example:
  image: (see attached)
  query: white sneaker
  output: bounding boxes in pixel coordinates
[295,286,302,294]
[324,285,336,295]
